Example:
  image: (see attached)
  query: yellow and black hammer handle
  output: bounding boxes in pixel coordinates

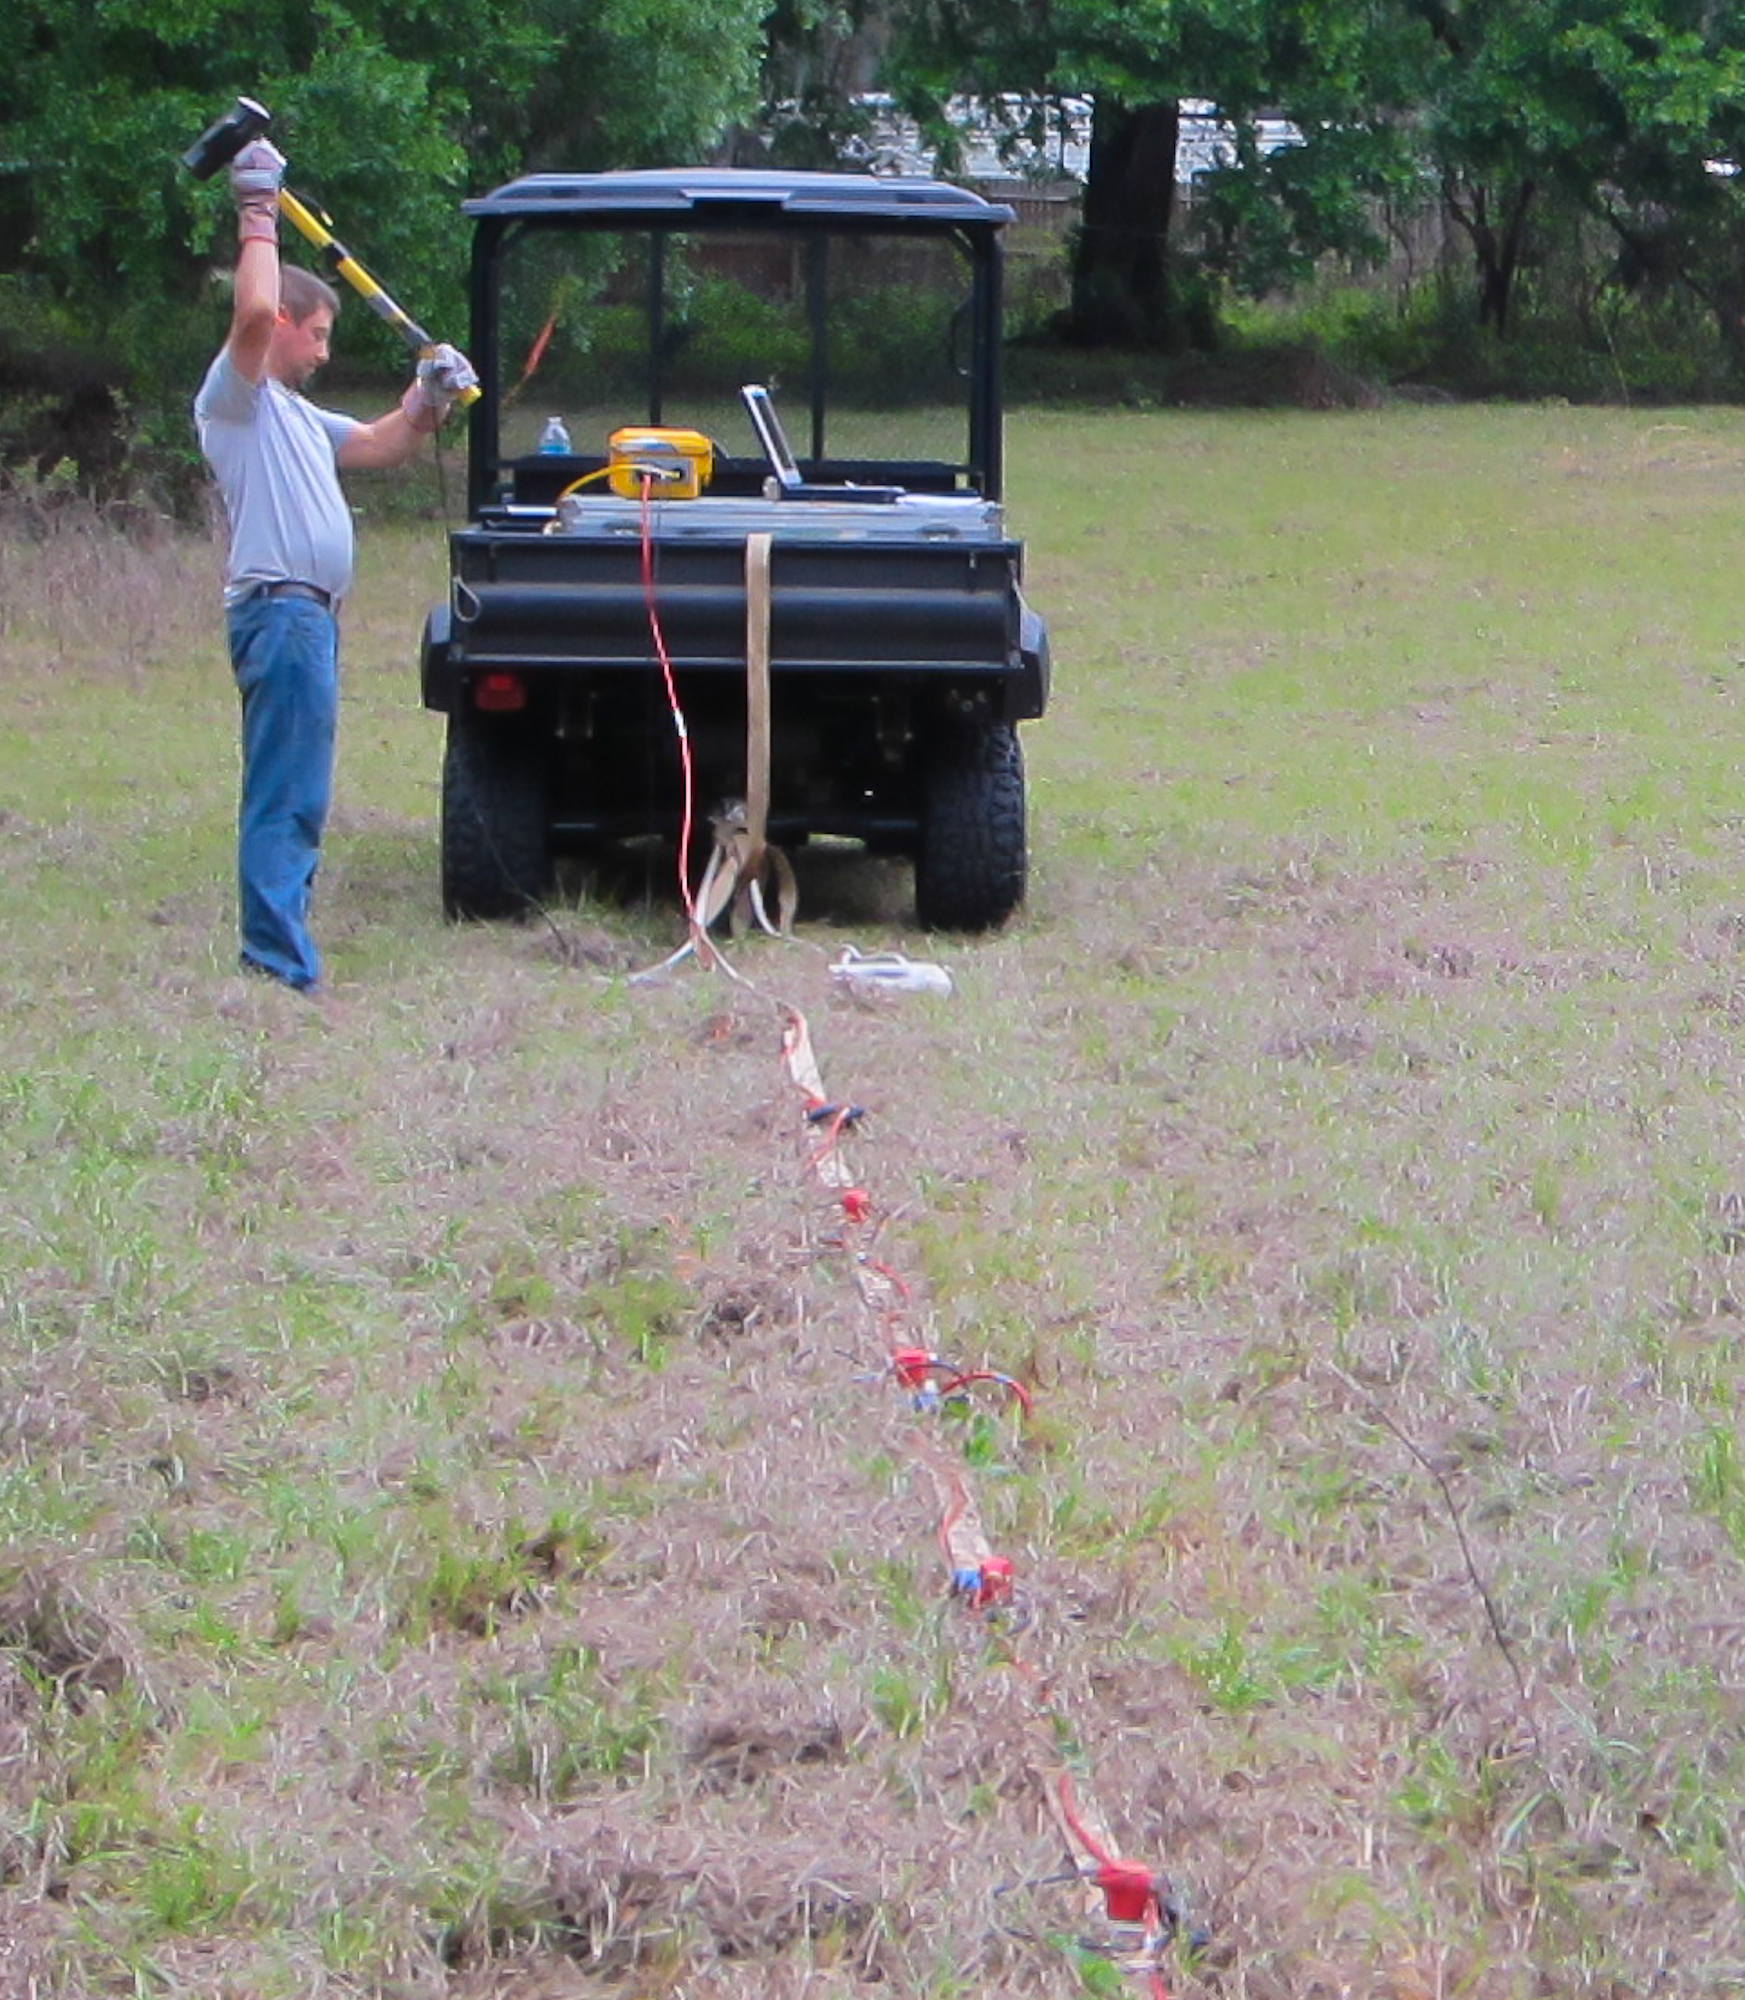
[278,187,481,407]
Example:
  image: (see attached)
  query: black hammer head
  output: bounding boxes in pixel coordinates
[181,97,272,181]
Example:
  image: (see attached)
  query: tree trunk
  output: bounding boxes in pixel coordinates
[1445,177,1536,334]
[1065,96,1190,349]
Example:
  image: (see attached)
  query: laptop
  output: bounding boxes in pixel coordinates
[740,384,902,504]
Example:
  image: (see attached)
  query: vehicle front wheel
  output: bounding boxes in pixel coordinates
[914,719,1027,932]
[441,711,553,920]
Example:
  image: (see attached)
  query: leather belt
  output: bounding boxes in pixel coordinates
[256,580,335,610]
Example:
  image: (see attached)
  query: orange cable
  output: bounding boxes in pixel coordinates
[632,508,1171,1993]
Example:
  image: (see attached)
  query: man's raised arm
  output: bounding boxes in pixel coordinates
[226,139,287,384]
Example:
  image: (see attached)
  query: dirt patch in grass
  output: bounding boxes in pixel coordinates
[0,1561,138,1707]
[497,1808,885,1971]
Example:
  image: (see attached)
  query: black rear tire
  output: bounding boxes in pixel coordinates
[914,719,1027,932]
[441,712,554,920]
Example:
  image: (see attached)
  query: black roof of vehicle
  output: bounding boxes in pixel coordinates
[463,166,1013,230]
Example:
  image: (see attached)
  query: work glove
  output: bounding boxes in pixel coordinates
[401,343,478,431]
[419,343,478,403]
[230,139,285,242]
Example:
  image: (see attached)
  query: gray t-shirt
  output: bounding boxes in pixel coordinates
[195,350,361,605]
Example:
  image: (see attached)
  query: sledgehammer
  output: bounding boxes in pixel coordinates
[183,96,479,405]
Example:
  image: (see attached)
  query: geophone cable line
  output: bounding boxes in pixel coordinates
[619,468,1198,1996]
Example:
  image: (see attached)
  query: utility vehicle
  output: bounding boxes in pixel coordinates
[421,167,1051,930]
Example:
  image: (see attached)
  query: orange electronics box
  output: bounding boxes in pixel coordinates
[606,427,714,500]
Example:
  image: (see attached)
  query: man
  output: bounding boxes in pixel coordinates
[194,138,475,994]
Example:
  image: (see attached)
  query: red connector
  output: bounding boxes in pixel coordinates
[975,1553,1015,1609]
[891,1347,934,1390]
[1094,1858,1157,1925]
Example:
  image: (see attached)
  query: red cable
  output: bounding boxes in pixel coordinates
[1055,1772,1116,1869]
[639,474,699,930]
[934,1367,1035,1418]
[707,563,1168,1998]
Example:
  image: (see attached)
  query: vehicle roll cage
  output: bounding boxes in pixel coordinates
[460,169,1012,518]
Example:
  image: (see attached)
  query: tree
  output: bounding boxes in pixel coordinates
[1402,0,1579,331]
[752,0,892,169]
[1071,95,1191,345]
[883,0,1417,349]
[0,0,766,409]
[1396,0,1745,338]
[1554,0,1745,367]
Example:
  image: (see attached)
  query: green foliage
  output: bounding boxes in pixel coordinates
[577,1236,691,1368]
[1226,246,1745,399]
[871,0,1745,375]
[1192,122,1423,300]
[1393,0,1745,336]
[1690,1423,1745,1556]
[868,1656,951,1738]
[1,0,765,403]
[758,0,889,168]
[16,0,1745,438]
[882,0,1425,348]
[666,273,814,394]
[398,1508,606,1640]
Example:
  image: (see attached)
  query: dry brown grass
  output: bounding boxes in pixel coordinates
[0,473,220,679]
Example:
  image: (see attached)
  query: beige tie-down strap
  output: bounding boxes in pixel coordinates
[744,530,773,884]
[695,531,798,937]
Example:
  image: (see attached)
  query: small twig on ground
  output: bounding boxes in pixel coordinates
[1322,1359,1546,1767]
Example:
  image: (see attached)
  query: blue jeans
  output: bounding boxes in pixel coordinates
[227,593,339,991]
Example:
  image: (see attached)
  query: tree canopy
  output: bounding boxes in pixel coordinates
[1401,0,1745,336]
[9,0,1745,449]
[1,0,764,390]
[869,0,1745,362]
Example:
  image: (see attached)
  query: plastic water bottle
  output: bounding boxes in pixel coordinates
[539,416,571,454]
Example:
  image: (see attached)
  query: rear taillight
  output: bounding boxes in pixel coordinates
[473,672,527,713]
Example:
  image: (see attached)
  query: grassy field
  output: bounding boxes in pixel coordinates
[5,403,1745,1999]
